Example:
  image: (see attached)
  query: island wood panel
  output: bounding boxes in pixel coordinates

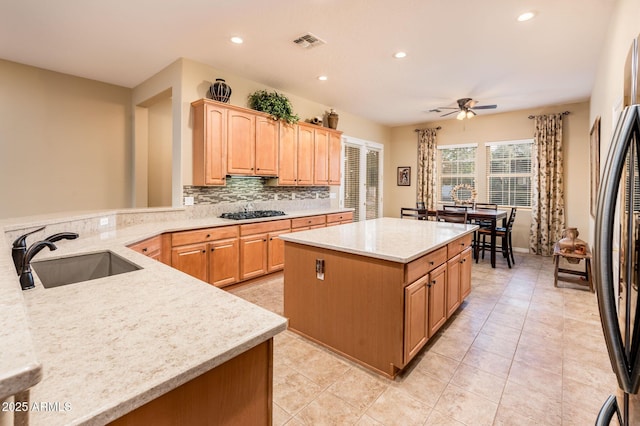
[284,242,406,377]
[109,339,273,426]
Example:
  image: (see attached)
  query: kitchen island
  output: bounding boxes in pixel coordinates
[280,217,477,378]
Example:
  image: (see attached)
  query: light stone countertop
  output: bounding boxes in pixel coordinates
[279,217,478,263]
[0,207,351,425]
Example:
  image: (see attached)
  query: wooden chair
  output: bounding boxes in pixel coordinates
[436,205,468,223]
[476,207,517,268]
[472,203,498,256]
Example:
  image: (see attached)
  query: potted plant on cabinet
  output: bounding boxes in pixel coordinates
[247,90,300,124]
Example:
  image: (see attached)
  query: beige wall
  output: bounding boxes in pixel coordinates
[147,96,173,207]
[0,59,132,219]
[386,101,591,251]
[589,0,640,245]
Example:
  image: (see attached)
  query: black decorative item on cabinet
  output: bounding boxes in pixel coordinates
[208,78,232,103]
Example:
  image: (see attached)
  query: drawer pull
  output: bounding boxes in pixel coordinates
[211,248,215,252]
[142,248,148,252]
[206,234,211,238]
[429,261,434,265]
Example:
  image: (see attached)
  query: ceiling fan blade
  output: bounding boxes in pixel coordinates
[469,110,477,116]
[472,104,497,110]
[441,110,459,117]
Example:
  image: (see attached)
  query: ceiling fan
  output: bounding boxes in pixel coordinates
[429,98,497,120]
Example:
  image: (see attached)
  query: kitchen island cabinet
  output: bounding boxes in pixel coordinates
[280,218,476,378]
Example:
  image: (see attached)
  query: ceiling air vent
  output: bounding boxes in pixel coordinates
[293,33,326,49]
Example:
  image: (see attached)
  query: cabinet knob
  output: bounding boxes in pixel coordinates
[211,248,215,252]
[142,248,147,252]
[460,242,465,246]
[429,261,434,265]
[263,239,267,242]
[432,280,437,285]
[206,234,211,238]
[201,250,206,254]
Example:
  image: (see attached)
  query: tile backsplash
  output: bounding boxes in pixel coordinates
[183,177,330,204]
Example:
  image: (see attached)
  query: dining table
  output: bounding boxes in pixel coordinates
[400,207,508,268]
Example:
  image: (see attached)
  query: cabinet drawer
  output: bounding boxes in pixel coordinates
[240,219,291,236]
[128,235,162,256]
[326,212,354,224]
[291,215,326,229]
[447,234,473,257]
[405,246,447,285]
[172,226,239,247]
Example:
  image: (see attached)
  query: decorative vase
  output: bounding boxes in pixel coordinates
[208,78,232,103]
[558,227,587,262]
[327,109,339,129]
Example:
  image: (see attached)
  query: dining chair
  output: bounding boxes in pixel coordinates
[472,203,498,247]
[476,207,517,268]
[436,205,468,223]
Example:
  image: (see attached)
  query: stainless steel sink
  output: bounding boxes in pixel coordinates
[31,250,142,288]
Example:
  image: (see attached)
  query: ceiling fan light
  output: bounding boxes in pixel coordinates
[466,111,474,119]
[456,111,466,120]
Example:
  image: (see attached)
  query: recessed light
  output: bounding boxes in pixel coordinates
[517,11,536,22]
[230,36,244,44]
[393,51,407,59]
[317,75,328,81]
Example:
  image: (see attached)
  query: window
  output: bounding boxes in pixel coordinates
[437,145,477,202]
[485,140,533,207]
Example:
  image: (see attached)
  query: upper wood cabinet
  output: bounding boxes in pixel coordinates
[192,99,341,185]
[328,132,342,185]
[255,116,279,175]
[227,110,256,175]
[296,124,315,185]
[313,127,330,185]
[192,100,227,185]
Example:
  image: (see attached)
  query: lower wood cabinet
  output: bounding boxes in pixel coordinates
[127,234,170,264]
[427,263,447,337]
[404,275,429,361]
[268,229,289,272]
[460,247,472,299]
[171,226,240,288]
[209,238,240,287]
[446,254,462,318]
[240,234,268,280]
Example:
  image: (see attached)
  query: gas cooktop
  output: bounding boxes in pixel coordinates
[220,210,286,220]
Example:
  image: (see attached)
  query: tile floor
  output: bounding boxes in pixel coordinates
[230,253,617,425]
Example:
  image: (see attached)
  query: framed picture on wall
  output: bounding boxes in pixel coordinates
[397,167,411,186]
[590,116,601,217]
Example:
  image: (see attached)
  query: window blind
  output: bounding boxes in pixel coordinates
[485,142,532,207]
[344,145,361,221]
[437,146,476,202]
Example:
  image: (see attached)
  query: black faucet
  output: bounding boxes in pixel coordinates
[12,226,45,274]
[19,240,58,290]
[12,229,78,274]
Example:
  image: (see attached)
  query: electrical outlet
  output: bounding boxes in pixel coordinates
[330,193,337,199]
[99,217,109,226]
[184,196,194,206]
[292,193,296,200]
[274,194,278,201]
[316,193,319,199]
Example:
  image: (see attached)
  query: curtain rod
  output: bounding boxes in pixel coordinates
[414,126,442,132]
[528,111,570,119]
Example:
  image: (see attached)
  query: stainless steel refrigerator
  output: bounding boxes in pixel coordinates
[594,35,640,425]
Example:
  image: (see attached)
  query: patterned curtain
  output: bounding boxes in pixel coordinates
[417,129,438,210]
[530,113,565,256]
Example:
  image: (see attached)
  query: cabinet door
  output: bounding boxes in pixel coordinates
[268,230,289,272]
[404,275,429,363]
[328,131,342,185]
[446,254,461,318]
[460,247,472,299]
[209,238,240,288]
[255,116,278,175]
[227,110,255,174]
[428,264,447,337]
[192,102,226,185]
[278,123,297,185]
[171,243,208,282]
[240,234,268,280]
[297,125,314,185]
[313,128,330,185]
